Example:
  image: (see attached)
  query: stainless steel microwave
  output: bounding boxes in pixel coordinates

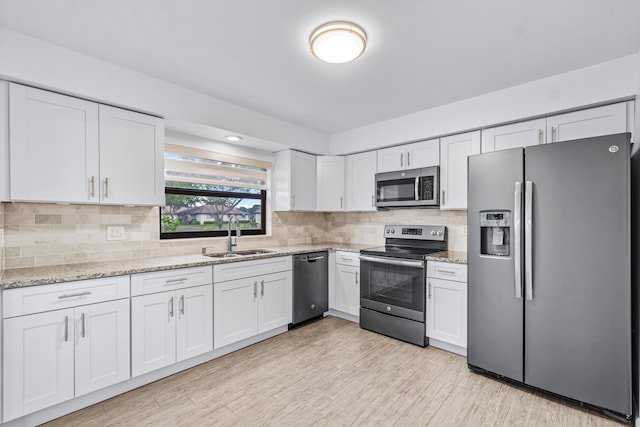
[375,166,439,208]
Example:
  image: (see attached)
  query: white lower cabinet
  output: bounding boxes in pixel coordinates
[333,251,360,317]
[131,284,213,377]
[426,262,468,355]
[3,276,131,422]
[213,257,292,349]
[214,271,292,349]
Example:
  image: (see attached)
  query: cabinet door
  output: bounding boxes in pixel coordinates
[440,131,480,210]
[427,278,467,348]
[377,145,405,172]
[406,139,440,168]
[9,83,99,203]
[75,300,130,396]
[176,285,213,362]
[0,81,8,201]
[481,118,546,153]
[316,156,345,211]
[3,309,75,422]
[99,105,164,206]
[258,271,292,333]
[291,151,316,211]
[214,278,258,349]
[335,265,360,316]
[131,292,177,377]
[547,103,628,143]
[345,151,377,211]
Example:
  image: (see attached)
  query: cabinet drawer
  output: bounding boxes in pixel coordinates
[427,261,467,282]
[335,251,360,267]
[214,256,292,283]
[131,266,212,296]
[3,276,130,318]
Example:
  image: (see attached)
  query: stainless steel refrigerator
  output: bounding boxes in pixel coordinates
[467,133,632,420]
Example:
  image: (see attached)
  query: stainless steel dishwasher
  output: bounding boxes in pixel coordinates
[292,251,328,326]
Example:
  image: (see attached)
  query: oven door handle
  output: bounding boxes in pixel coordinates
[359,255,424,269]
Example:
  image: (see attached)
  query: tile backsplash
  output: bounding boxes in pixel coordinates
[0,202,467,270]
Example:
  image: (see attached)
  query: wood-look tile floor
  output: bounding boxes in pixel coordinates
[43,316,627,426]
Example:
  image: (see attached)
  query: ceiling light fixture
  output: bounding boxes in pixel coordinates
[226,135,243,142]
[309,21,367,64]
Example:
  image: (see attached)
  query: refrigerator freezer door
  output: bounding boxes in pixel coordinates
[524,134,631,416]
[467,148,524,382]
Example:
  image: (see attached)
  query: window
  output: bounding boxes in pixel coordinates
[160,144,270,239]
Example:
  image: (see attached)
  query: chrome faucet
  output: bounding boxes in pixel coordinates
[227,216,241,252]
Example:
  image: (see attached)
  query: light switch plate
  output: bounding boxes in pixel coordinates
[107,226,125,241]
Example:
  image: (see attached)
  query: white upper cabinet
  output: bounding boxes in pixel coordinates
[482,102,631,153]
[546,102,628,143]
[9,83,100,203]
[0,81,9,201]
[440,131,480,210]
[273,150,316,211]
[7,83,164,205]
[316,156,345,211]
[481,118,546,153]
[377,139,439,172]
[345,151,377,211]
[99,105,164,205]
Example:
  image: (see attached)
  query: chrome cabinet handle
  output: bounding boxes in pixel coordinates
[64,316,69,342]
[441,190,446,205]
[550,127,556,143]
[400,153,403,167]
[407,152,411,167]
[89,176,95,198]
[261,280,265,297]
[165,277,188,284]
[525,181,533,300]
[514,182,523,299]
[371,195,375,207]
[355,271,359,284]
[253,281,258,299]
[414,177,419,201]
[428,282,432,299]
[169,297,174,317]
[435,269,456,276]
[180,295,185,315]
[58,291,91,299]
[104,177,110,198]
[81,313,86,338]
[537,129,543,145]
[340,196,343,209]
[292,195,295,209]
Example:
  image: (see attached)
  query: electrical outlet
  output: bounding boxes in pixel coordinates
[107,226,125,241]
[461,225,468,235]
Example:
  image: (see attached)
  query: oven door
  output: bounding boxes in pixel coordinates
[359,255,426,322]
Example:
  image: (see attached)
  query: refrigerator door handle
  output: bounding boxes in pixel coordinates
[514,182,522,299]
[525,180,533,300]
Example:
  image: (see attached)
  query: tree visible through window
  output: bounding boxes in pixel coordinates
[160,182,266,239]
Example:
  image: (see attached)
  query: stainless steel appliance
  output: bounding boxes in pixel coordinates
[292,251,328,326]
[360,225,446,346]
[375,167,439,208]
[467,133,632,420]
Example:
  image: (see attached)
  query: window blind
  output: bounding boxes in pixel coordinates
[164,144,271,190]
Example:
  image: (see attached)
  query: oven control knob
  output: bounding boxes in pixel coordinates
[391,229,395,234]
[386,306,391,312]
[430,230,436,236]
[436,230,443,236]
[311,304,315,310]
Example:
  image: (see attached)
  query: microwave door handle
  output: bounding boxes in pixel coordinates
[415,177,419,201]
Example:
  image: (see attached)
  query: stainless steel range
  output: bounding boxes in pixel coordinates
[359,225,447,347]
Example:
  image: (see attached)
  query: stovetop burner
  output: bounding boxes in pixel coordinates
[360,225,447,260]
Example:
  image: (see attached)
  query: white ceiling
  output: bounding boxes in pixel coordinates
[0,0,639,136]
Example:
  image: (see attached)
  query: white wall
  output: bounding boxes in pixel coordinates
[0,27,329,155]
[330,54,639,155]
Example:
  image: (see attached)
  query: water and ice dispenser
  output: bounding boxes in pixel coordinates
[480,211,510,257]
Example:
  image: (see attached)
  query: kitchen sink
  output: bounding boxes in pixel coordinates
[202,249,276,259]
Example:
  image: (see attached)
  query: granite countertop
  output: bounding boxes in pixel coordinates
[0,243,466,289]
